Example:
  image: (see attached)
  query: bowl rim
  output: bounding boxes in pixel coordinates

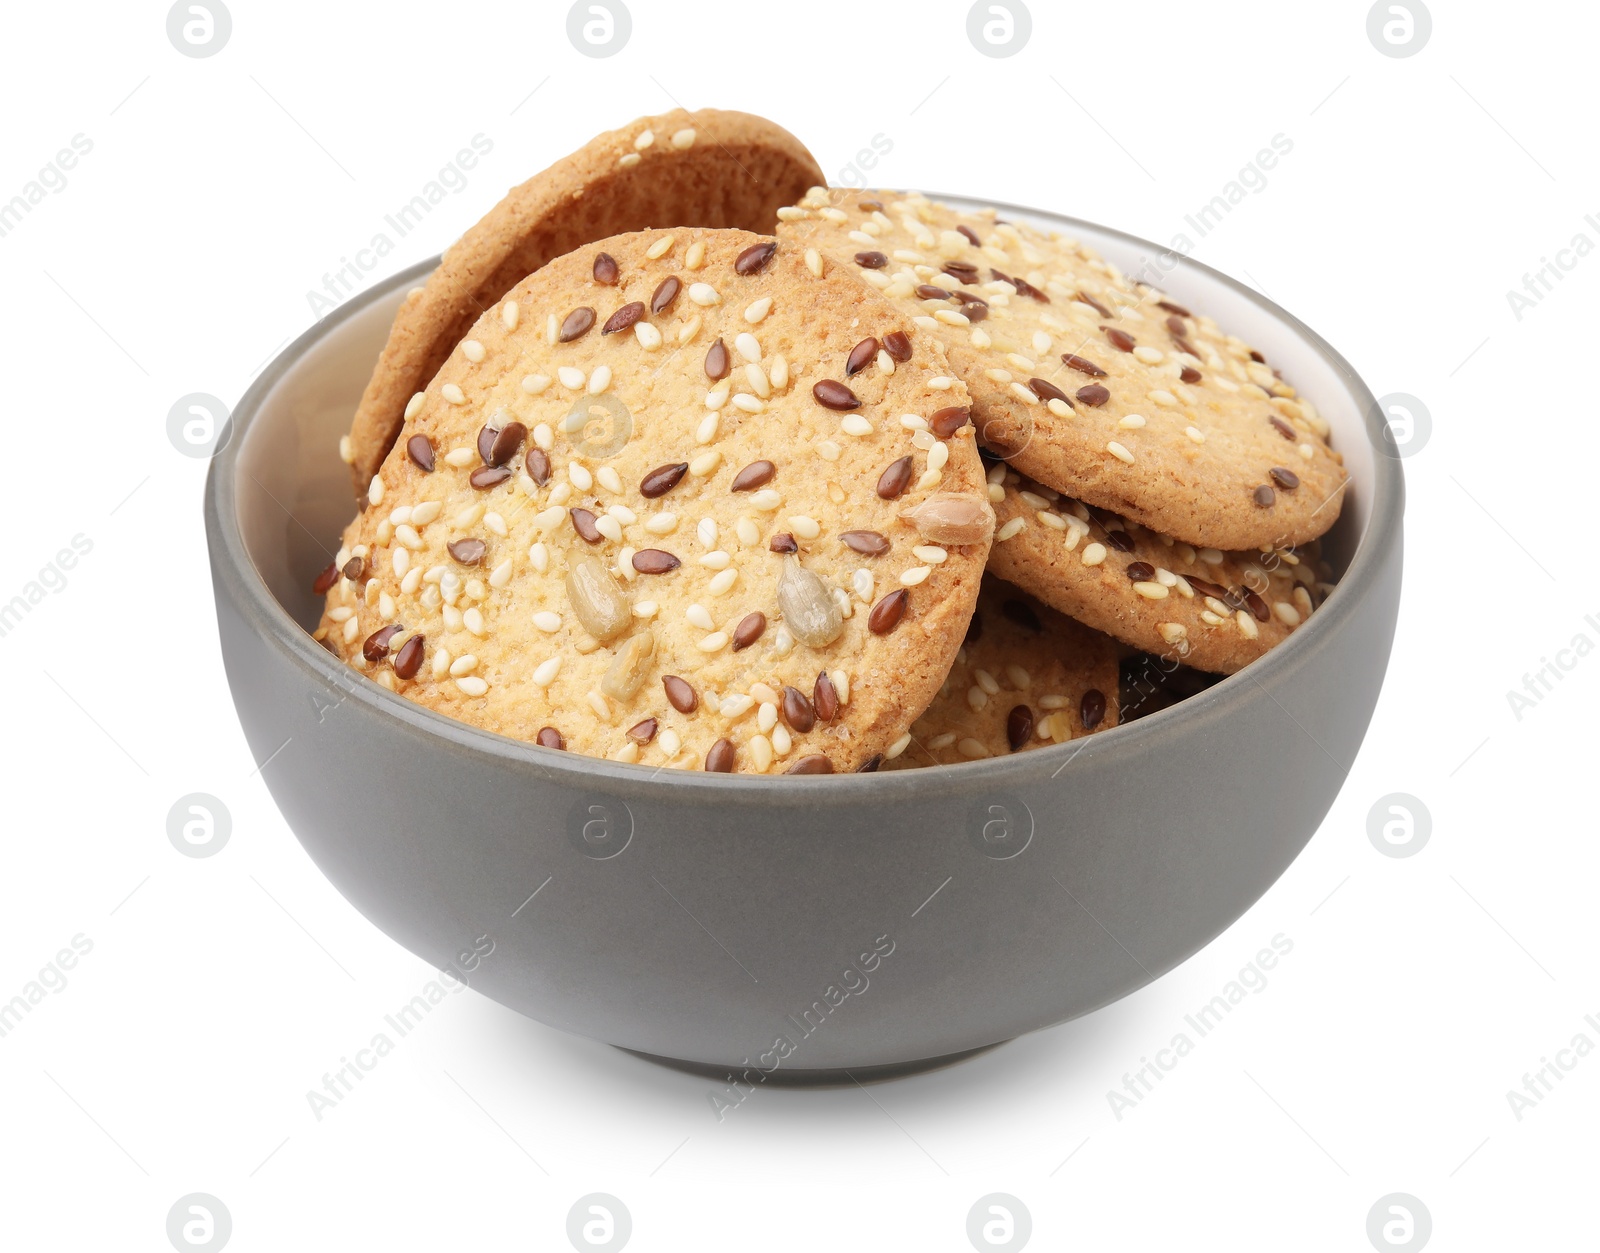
[206,195,1403,801]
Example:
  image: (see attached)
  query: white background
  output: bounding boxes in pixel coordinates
[1,1,1593,1249]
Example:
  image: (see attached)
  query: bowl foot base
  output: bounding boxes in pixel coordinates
[615,1040,1009,1087]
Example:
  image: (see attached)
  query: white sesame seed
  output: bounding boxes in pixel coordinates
[462,339,485,363]
[696,519,718,549]
[367,476,384,506]
[558,366,586,389]
[634,128,654,150]
[958,738,990,760]
[886,733,912,760]
[705,383,730,411]
[1274,601,1301,627]
[734,332,761,363]
[688,451,722,478]
[1148,389,1178,407]
[935,309,970,327]
[671,127,696,150]
[463,607,488,635]
[449,654,478,677]
[569,463,593,491]
[1107,441,1136,464]
[698,631,728,652]
[404,392,425,420]
[815,440,841,462]
[852,569,875,601]
[618,153,641,168]
[928,375,954,390]
[441,383,465,405]
[743,297,773,325]
[645,512,677,535]
[745,363,771,398]
[805,248,823,277]
[1236,611,1260,640]
[970,327,992,349]
[342,617,361,643]
[841,415,872,437]
[695,413,719,444]
[1082,542,1107,566]
[532,657,561,687]
[328,606,352,623]
[633,599,658,618]
[1133,581,1168,600]
[532,505,566,532]
[456,677,488,697]
[634,322,662,350]
[1132,346,1164,364]
[645,234,676,261]
[688,282,720,306]
[678,315,702,344]
[1119,414,1147,429]
[901,565,931,586]
[587,691,611,720]
[916,469,942,491]
[967,686,989,711]
[338,434,354,463]
[788,515,821,539]
[698,549,731,569]
[681,238,706,269]
[748,488,781,511]
[1299,442,1315,460]
[996,518,1026,541]
[587,364,612,394]
[735,517,760,546]
[709,567,739,595]
[927,442,949,472]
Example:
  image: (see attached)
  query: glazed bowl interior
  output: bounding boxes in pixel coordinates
[235,195,1379,736]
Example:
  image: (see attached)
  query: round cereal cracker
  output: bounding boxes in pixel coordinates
[316,228,994,773]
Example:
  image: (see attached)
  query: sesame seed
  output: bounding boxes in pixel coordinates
[1082,542,1107,566]
[928,376,954,390]
[587,691,611,719]
[841,415,872,437]
[788,515,821,539]
[634,600,658,618]
[734,332,761,362]
[1148,389,1178,407]
[557,366,585,389]
[685,240,706,269]
[404,392,425,419]
[588,365,612,394]
[1275,601,1301,627]
[852,569,875,601]
[456,677,488,697]
[958,738,990,760]
[449,654,478,677]
[689,450,721,477]
[1107,441,1136,464]
[901,565,931,586]
[744,298,772,324]
[887,733,912,759]
[671,127,696,149]
[532,657,561,686]
[996,518,1026,541]
[816,440,841,462]
[927,443,949,472]
[1236,611,1260,640]
[805,248,823,277]
[698,631,727,652]
[462,339,485,363]
[688,282,720,306]
[1119,414,1146,429]
[749,489,781,511]
[732,394,763,414]
[441,383,465,405]
[645,512,677,535]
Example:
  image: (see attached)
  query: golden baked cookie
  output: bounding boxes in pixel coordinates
[315,229,995,774]
[984,463,1332,675]
[343,108,825,493]
[777,189,1348,551]
[885,578,1119,769]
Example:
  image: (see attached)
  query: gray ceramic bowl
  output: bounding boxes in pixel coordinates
[206,195,1402,1080]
